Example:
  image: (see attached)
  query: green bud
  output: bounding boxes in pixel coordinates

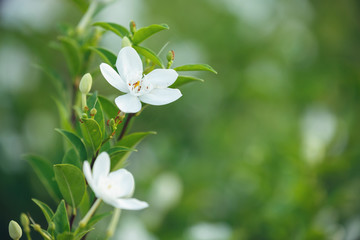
[167,50,175,62]
[79,73,92,94]
[48,222,55,232]
[109,118,115,127]
[90,108,97,116]
[130,20,136,34]
[82,113,88,119]
[9,220,22,240]
[119,111,126,119]
[20,213,29,228]
[121,36,132,48]
[33,224,41,232]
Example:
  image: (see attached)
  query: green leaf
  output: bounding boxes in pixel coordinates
[88,47,117,66]
[174,64,217,74]
[58,36,82,76]
[32,199,54,226]
[133,45,164,68]
[87,92,105,136]
[34,64,65,100]
[55,129,87,161]
[71,0,89,12]
[87,212,112,229]
[51,200,70,236]
[57,232,74,240]
[24,154,61,201]
[132,24,169,44]
[54,164,86,208]
[62,148,81,169]
[80,118,103,153]
[54,98,73,132]
[98,95,118,119]
[74,228,94,240]
[78,187,91,218]
[170,75,204,88]
[107,146,136,156]
[112,131,156,170]
[93,22,130,38]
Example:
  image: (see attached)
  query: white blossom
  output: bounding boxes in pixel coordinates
[83,152,148,210]
[100,46,182,113]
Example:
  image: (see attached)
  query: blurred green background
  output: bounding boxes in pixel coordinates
[1,0,360,239]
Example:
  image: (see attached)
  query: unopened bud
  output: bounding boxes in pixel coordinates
[167,50,175,62]
[90,108,97,116]
[48,222,55,232]
[79,73,92,94]
[109,118,115,127]
[33,224,41,232]
[20,214,30,233]
[9,220,22,240]
[119,111,126,119]
[82,113,88,119]
[130,20,136,34]
[121,36,132,48]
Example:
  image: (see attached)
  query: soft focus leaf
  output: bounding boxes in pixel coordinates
[112,131,156,170]
[98,95,118,119]
[174,64,217,74]
[62,148,81,169]
[87,212,112,229]
[88,47,117,66]
[170,75,204,88]
[93,22,130,38]
[24,155,61,201]
[132,24,169,44]
[34,64,65,100]
[58,232,74,240]
[58,36,82,76]
[54,164,86,208]
[55,129,87,161]
[32,198,54,226]
[80,118,103,153]
[54,98,73,132]
[51,200,70,236]
[71,0,89,12]
[133,45,164,67]
[87,92,105,136]
[107,146,136,156]
[74,228,94,240]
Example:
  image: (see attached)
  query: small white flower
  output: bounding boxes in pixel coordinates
[83,152,148,210]
[100,46,182,113]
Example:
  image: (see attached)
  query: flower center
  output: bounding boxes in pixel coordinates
[127,77,152,96]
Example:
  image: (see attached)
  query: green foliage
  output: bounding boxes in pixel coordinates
[32,199,55,226]
[58,36,82,77]
[80,118,103,154]
[87,92,105,136]
[54,164,86,208]
[88,47,117,66]
[92,22,130,38]
[174,64,217,74]
[62,148,81,169]
[132,24,169,44]
[133,45,164,68]
[112,131,156,170]
[51,200,70,236]
[25,155,61,201]
[55,129,88,161]
[171,75,204,88]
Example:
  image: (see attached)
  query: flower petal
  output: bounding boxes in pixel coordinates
[83,161,95,191]
[116,47,143,82]
[139,88,182,106]
[93,152,111,184]
[108,169,135,198]
[112,198,149,210]
[100,63,129,93]
[115,94,142,113]
[144,69,178,88]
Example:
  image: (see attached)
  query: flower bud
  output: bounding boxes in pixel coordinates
[79,73,93,94]
[109,118,115,127]
[90,108,97,117]
[119,111,126,119]
[167,50,175,62]
[20,213,30,233]
[33,224,41,232]
[130,20,136,34]
[121,36,132,48]
[9,220,22,240]
[82,113,88,119]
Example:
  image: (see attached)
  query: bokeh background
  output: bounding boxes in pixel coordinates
[1,0,360,239]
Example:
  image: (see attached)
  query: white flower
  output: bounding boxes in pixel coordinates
[83,152,148,210]
[100,46,182,113]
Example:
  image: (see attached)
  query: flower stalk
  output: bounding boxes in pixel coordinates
[106,208,121,238]
[79,198,102,228]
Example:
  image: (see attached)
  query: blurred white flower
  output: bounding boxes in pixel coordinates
[100,46,182,113]
[83,152,148,210]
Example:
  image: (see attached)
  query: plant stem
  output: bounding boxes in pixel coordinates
[77,2,98,35]
[117,113,135,141]
[79,198,102,228]
[106,208,121,239]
